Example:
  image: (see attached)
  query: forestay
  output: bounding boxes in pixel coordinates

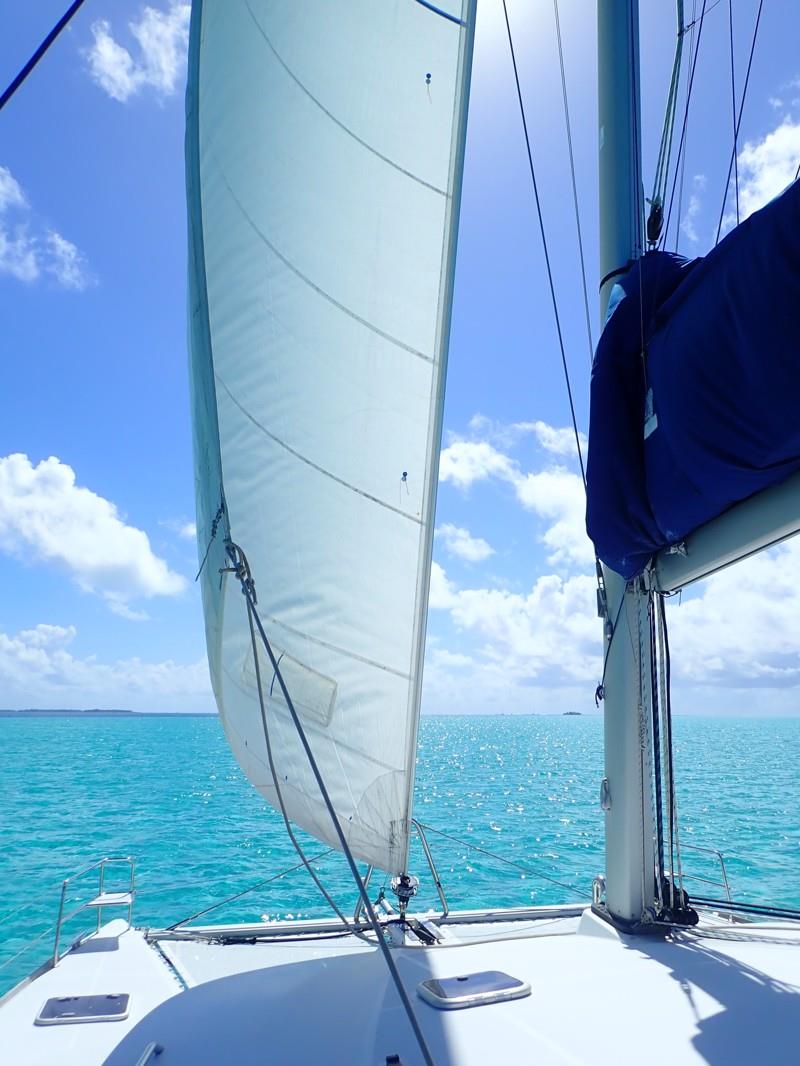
[186,0,475,872]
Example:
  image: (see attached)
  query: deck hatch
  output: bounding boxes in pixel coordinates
[35,993,130,1025]
[417,970,530,1010]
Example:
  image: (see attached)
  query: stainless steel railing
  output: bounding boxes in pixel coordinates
[353,820,449,924]
[675,842,732,903]
[53,856,135,965]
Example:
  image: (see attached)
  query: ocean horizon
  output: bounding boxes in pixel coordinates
[1,713,798,995]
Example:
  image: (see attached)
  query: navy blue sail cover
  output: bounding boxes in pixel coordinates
[586,179,800,578]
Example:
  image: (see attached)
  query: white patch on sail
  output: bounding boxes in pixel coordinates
[240,644,338,730]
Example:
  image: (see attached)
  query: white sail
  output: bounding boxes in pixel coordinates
[186,0,475,872]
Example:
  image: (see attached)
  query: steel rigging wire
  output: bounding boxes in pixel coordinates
[661,0,710,248]
[415,822,586,903]
[165,849,335,931]
[714,0,765,244]
[727,0,740,227]
[0,0,88,112]
[226,542,437,1066]
[499,0,588,491]
[552,0,594,363]
[500,0,613,645]
[646,1,686,246]
[673,0,698,252]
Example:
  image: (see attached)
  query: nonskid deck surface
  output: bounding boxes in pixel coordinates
[0,919,180,1066]
[3,909,800,1065]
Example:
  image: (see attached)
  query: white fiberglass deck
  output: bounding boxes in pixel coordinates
[3,908,800,1065]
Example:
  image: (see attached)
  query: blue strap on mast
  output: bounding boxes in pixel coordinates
[587,180,800,579]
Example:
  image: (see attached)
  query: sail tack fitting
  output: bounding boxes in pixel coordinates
[390,873,420,919]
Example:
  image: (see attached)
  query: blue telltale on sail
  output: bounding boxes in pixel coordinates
[586,178,800,578]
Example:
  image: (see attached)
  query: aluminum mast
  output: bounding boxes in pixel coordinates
[596,0,657,926]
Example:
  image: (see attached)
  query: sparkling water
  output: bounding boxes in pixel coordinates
[1,713,798,994]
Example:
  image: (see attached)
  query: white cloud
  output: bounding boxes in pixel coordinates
[736,119,800,220]
[0,223,39,282]
[680,173,706,244]
[160,518,197,540]
[513,467,593,568]
[85,3,190,103]
[0,623,212,713]
[515,420,588,458]
[44,231,92,291]
[464,414,587,458]
[430,420,597,708]
[439,428,593,569]
[0,454,187,616]
[429,561,456,610]
[0,165,93,289]
[439,439,516,490]
[426,562,601,686]
[668,538,800,687]
[0,167,27,212]
[87,22,140,101]
[430,415,800,714]
[426,541,800,715]
[436,523,494,563]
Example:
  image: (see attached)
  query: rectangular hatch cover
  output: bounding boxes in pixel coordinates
[35,994,130,1025]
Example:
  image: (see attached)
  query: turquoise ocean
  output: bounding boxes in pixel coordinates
[1,714,799,995]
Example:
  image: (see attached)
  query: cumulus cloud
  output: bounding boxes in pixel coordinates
[44,231,92,290]
[0,165,93,289]
[439,439,516,490]
[429,561,456,610]
[511,467,589,567]
[428,415,800,713]
[85,3,190,103]
[428,563,599,686]
[160,518,197,541]
[0,222,39,283]
[465,413,587,458]
[0,623,212,713]
[430,419,606,708]
[516,420,587,458]
[427,542,800,714]
[435,523,494,563]
[0,168,27,212]
[0,454,186,617]
[736,118,800,220]
[439,427,592,568]
[680,173,706,244]
[668,538,800,687]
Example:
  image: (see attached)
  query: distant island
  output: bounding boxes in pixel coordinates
[562,711,582,716]
[0,709,216,718]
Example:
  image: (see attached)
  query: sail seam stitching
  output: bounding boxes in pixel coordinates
[232,620,410,684]
[216,375,425,529]
[213,162,436,365]
[243,0,449,196]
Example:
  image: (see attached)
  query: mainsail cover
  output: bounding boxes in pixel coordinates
[587,179,800,578]
[186,0,475,872]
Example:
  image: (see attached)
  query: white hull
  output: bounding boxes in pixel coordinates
[3,905,800,1065]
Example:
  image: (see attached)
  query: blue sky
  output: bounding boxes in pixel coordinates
[1,0,799,714]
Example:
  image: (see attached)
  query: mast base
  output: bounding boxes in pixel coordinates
[591,891,699,936]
